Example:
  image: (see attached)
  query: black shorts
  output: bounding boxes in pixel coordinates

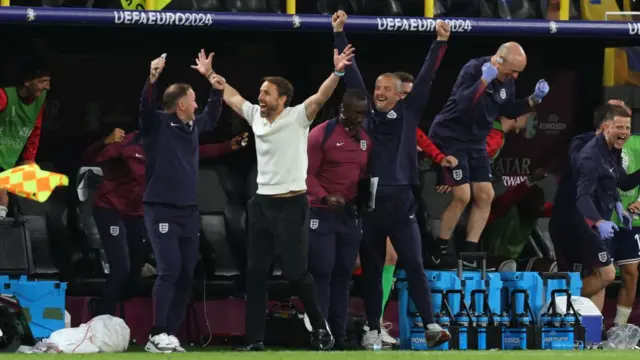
[549,216,612,275]
[610,227,640,265]
[434,144,492,186]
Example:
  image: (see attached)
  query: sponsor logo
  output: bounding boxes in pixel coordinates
[494,157,531,186]
[377,18,472,33]
[114,11,214,27]
[387,110,397,119]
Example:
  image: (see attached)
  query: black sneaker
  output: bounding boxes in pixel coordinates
[310,325,335,350]
[234,342,264,351]
[334,337,362,350]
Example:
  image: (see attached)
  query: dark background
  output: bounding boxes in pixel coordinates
[0,23,626,179]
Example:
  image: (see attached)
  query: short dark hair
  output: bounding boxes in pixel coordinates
[162,83,192,110]
[593,103,631,128]
[21,60,50,83]
[342,89,368,107]
[393,71,414,84]
[261,76,294,106]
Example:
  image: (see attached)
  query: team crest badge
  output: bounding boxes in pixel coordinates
[499,89,506,99]
[598,252,608,263]
[159,223,169,234]
[110,226,119,236]
[452,169,463,181]
[360,140,367,151]
[310,219,319,229]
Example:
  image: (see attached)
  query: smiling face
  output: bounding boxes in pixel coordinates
[373,75,402,112]
[258,81,286,119]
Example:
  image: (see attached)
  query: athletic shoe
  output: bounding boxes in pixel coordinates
[380,322,398,346]
[168,335,186,352]
[144,333,176,353]
[361,328,383,350]
[234,342,265,351]
[425,323,451,348]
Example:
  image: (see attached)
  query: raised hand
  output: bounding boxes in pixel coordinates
[334,44,355,73]
[149,55,166,84]
[332,10,347,32]
[532,79,550,102]
[435,20,450,41]
[104,128,125,144]
[481,62,498,83]
[191,49,215,77]
[230,132,249,150]
[210,74,226,90]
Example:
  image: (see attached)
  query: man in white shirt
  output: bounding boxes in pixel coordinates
[212,45,355,351]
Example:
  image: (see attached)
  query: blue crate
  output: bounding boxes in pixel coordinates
[397,270,459,350]
[542,272,582,308]
[500,272,543,321]
[459,271,503,316]
[10,276,67,340]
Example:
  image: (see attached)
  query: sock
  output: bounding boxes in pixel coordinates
[381,265,396,315]
[437,237,449,254]
[460,240,477,254]
[614,305,632,325]
[0,206,7,218]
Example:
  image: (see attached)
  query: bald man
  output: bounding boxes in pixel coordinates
[428,42,550,268]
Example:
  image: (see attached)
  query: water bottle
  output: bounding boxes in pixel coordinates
[477,313,488,350]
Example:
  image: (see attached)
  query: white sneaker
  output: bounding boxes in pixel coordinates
[380,322,397,346]
[425,323,451,348]
[144,333,176,353]
[168,335,186,352]
[361,328,383,350]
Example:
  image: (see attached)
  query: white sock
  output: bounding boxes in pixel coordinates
[0,206,7,218]
[614,305,632,326]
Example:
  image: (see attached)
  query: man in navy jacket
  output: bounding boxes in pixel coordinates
[332,10,451,349]
[140,51,225,353]
[429,43,550,268]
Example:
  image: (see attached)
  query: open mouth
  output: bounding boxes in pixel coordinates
[259,104,267,111]
[616,134,628,146]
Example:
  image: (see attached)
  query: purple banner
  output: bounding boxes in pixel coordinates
[0,6,638,38]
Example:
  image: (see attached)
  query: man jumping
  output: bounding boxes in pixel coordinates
[332,10,451,349]
[428,42,549,268]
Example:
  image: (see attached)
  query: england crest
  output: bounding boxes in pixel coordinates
[598,251,608,263]
[310,219,319,229]
[159,223,169,234]
[110,226,119,236]
[452,169,463,181]
[360,140,367,151]
[499,88,506,99]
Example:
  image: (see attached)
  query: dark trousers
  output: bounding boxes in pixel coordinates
[246,193,325,344]
[307,206,361,339]
[144,203,200,335]
[360,185,434,330]
[93,206,145,316]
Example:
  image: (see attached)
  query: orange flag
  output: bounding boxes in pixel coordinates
[0,164,69,203]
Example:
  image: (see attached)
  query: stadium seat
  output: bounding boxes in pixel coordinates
[360,0,403,16]
[497,0,535,19]
[76,189,110,279]
[197,166,228,214]
[421,171,452,220]
[225,0,267,12]
[200,213,240,276]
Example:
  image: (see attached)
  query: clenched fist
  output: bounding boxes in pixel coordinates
[104,128,125,145]
[149,56,166,84]
[332,10,347,32]
[435,20,450,41]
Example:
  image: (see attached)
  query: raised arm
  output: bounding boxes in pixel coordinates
[405,21,450,117]
[83,128,126,164]
[223,84,249,123]
[303,45,355,122]
[501,79,549,119]
[332,11,369,93]
[188,50,226,134]
[139,55,165,134]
